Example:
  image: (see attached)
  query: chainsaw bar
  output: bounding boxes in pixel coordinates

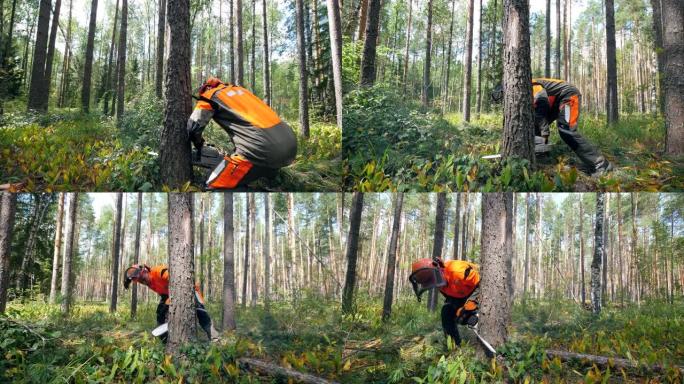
[482,137,552,160]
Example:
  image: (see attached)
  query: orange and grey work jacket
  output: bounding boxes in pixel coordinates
[188,84,297,168]
[144,264,205,304]
[439,260,480,300]
[532,78,581,134]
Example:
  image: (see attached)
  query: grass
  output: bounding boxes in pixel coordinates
[343,86,684,192]
[0,107,341,192]
[2,295,682,383]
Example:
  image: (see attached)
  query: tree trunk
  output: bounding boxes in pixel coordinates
[26,0,51,111]
[649,0,665,115]
[579,196,585,304]
[0,193,17,313]
[452,193,460,259]
[476,0,483,115]
[166,193,196,356]
[662,0,684,155]
[250,0,256,90]
[222,192,236,330]
[81,0,99,112]
[357,0,368,41]
[235,0,244,85]
[199,196,205,292]
[442,0,456,114]
[359,0,381,86]
[295,0,310,136]
[103,0,120,115]
[116,0,128,122]
[249,194,257,306]
[591,193,604,314]
[421,0,433,108]
[501,0,535,164]
[61,193,79,315]
[462,0,474,121]
[156,0,166,98]
[49,193,65,304]
[342,192,364,314]
[264,194,271,310]
[58,0,73,108]
[605,0,618,124]
[402,0,413,93]
[131,192,142,318]
[480,193,514,349]
[382,193,403,322]
[427,192,446,311]
[523,193,530,296]
[160,0,193,187]
[544,0,550,77]
[42,0,62,110]
[17,195,50,295]
[110,193,123,313]
[242,195,250,307]
[327,0,343,128]
[262,0,271,104]
[555,0,560,78]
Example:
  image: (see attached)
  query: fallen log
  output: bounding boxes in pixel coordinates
[237,357,339,384]
[546,349,684,376]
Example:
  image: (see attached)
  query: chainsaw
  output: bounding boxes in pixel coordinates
[482,136,553,160]
[468,324,497,357]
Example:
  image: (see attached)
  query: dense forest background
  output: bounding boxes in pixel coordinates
[0,0,343,191]
[1,192,682,382]
[342,0,684,192]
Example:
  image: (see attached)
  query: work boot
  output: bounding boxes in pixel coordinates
[591,157,614,177]
[210,325,220,342]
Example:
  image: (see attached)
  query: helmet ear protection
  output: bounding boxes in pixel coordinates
[408,257,446,302]
[124,264,150,289]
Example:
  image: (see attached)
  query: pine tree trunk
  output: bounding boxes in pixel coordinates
[452,193,460,259]
[402,0,413,93]
[523,193,530,295]
[357,0,368,41]
[222,192,236,330]
[81,0,98,112]
[109,193,123,313]
[476,0,483,115]
[199,196,205,292]
[104,0,120,114]
[26,0,51,111]
[580,196,585,304]
[591,193,605,314]
[555,0,560,78]
[17,196,49,295]
[0,193,17,314]
[342,192,364,314]
[427,192,446,311]
[249,194,257,306]
[462,0,474,121]
[544,0,550,77]
[295,0,310,136]
[166,193,196,356]
[115,0,128,122]
[480,193,514,348]
[421,0,433,108]
[262,0,271,104]
[264,194,271,310]
[156,0,166,98]
[250,0,256,90]
[131,192,142,318]
[242,195,250,307]
[536,194,543,298]
[327,0,343,127]
[61,193,79,315]
[235,0,244,85]
[662,0,684,155]
[42,0,62,109]
[49,193,65,304]
[605,0,619,124]
[382,193,403,322]
[359,0,381,86]
[160,0,193,187]
[501,0,535,164]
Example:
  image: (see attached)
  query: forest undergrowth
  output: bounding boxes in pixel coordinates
[0,96,341,192]
[2,294,682,383]
[343,86,683,192]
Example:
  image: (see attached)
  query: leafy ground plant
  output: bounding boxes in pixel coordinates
[343,86,684,192]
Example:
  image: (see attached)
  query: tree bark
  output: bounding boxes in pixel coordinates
[160,0,193,187]
[81,0,98,112]
[463,0,474,120]
[49,193,65,304]
[452,193,460,260]
[26,0,51,111]
[156,0,166,98]
[402,0,413,93]
[222,192,236,330]
[103,0,120,115]
[605,0,619,124]
[359,0,381,86]
[110,193,123,312]
[591,193,604,314]
[235,0,244,85]
[662,0,684,156]
[342,192,364,314]
[501,0,535,165]
[382,193,403,322]
[0,192,17,313]
[422,0,433,108]
[264,194,271,310]
[545,350,684,376]
[242,195,250,307]
[116,0,128,122]
[166,193,196,356]
[131,192,142,318]
[262,0,271,104]
[544,0,550,77]
[555,0,560,78]
[427,192,446,311]
[579,196,585,304]
[61,193,79,315]
[327,0,343,128]
[295,0,310,136]
[476,0,483,115]
[480,193,513,348]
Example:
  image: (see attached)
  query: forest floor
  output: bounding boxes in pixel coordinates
[2,295,682,383]
[343,86,684,192]
[0,100,341,192]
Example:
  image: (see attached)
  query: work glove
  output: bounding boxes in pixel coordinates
[456,300,479,326]
[124,277,132,290]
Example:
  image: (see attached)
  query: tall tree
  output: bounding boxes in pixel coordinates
[41,0,62,109]
[81,0,98,112]
[16,195,50,294]
[159,0,193,188]
[229,0,235,83]
[262,0,271,104]
[555,0,560,78]
[605,0,618,124]
[662,0,683,156]
[235,0,244,85]
[402,0,413,93]
[156,0,166,98]
[295,0,310,136]
[61,193,78,315]
[579,196,585,304]
[359,0,381,86]
[591,192,605,314]
[166,193,196,356]
[422,0,433,108]
[131,192,142,318]
[479,193,514,349]
[0,192,17,313]
[649,0,665,115]
[342,192,364,314]
[476,0,483,115]
[263,194,271,310]
[443,0,456,113]
[327,0,343,128]
[222,192,236,331]
[116,0,128,122]
[103,0,120,115]
[382,193,403,322]
[452,193,460,259]
[49,193,65,304]
[463,0,474,121]
[427,192,446,311]
[544,0,550,77]
[110,193,123,313]
[501,0,535,164]
[26,0,51,111]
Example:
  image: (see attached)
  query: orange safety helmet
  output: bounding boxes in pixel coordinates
[409,257,446,301]
[197,77,224,97]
